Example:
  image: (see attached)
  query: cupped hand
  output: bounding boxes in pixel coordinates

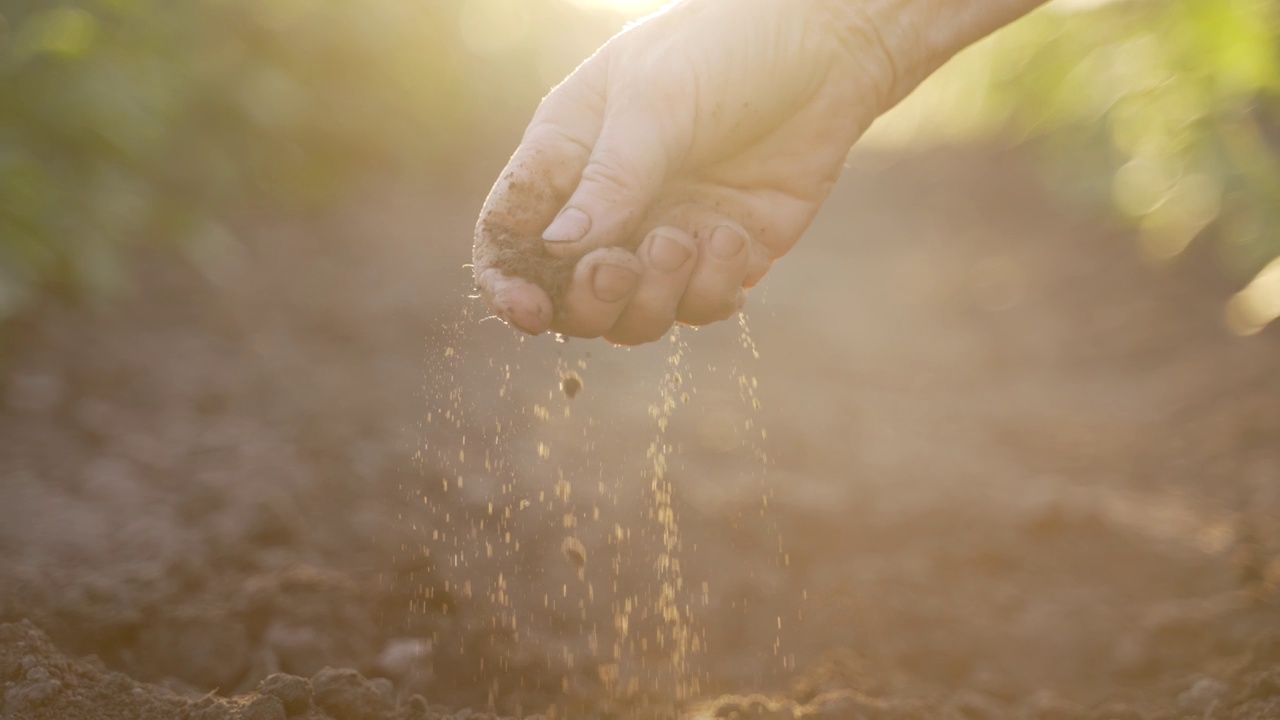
[473,0,895,344]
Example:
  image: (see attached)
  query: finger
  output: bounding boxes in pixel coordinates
[475,269,554,335]
[541,72,693,258]
[551,247,643,338]
[677,224,752,326]
[474,70,603,264]
[605,227,698,345]
[472,59,607,330]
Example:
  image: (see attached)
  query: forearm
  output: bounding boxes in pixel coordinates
[824,0,1049,108]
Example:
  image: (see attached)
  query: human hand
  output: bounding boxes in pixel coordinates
[472,0,897,344]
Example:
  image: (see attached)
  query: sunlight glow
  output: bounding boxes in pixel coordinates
[459,0,531,56]
[563,0,670,16]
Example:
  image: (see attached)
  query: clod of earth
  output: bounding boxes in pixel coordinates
[561,536,587,570]
[485,227,577,316]
[561,372,583,399]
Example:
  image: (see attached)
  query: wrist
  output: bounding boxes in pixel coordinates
[817,0,1047,110]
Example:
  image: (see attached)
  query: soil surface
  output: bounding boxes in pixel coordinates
[2,147,1279,720]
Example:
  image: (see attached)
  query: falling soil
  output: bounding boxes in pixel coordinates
[560,536,587,572]
[560,372,583,400]
[4,148,1280,720]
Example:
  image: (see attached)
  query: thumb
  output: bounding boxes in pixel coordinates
[541,86,688,258]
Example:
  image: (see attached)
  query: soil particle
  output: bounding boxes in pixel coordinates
[240,694,288,720]
[701,689,1079,720]
[185,694,288,720]
[404,695,429,717]
[0,620,187,720]
[311,667,389,720]
[698,689,906,720]
[257,673,313,716]
[949,691,1008,720]
[376,639,432,684]
[240,567,378,678]
[1239,667,1280,701]
[1176,677,1228,715]
[1019,690,1085,720]
[264,623,336,678]
[5,667,64,709]
[1233,697,1280,720]
[1249,631,1280,665]
[1083,702,1143,720]
[560,536,586,571]
[187,694,288,720]
[813,692,890,719]
[134,605,252,690]
[0,621,454,720]
[560,372,583,399]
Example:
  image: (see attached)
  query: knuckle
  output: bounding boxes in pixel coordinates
[580,149,648,204]
[522,122,592,159]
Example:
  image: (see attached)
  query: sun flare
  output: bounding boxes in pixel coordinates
[564,0,670,16]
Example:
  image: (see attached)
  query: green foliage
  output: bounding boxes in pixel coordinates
[0,0,626,320]
[878,0,1280,281]
[0,0,557,318]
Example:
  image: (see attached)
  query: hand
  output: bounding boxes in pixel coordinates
[472,0,897,344]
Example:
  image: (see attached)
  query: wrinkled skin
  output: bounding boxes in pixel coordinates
[472,0,895,344]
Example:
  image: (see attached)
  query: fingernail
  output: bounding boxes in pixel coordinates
[648,234,693,273]
[592,263,639,303]
[710,225,745,260]
[543,207,592,243]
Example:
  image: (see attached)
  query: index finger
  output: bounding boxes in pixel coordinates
[472,58,607,332]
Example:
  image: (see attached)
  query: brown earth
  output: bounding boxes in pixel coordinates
[2,146,1279,720]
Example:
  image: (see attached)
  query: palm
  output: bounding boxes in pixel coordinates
[640,65,870,284]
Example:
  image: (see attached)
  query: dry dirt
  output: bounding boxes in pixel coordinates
[2,147,1279,720]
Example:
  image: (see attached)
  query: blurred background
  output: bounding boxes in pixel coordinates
[0,0,646,318]
[3,1,1280,718]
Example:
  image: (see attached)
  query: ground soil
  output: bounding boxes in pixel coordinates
[1,147,1278,720]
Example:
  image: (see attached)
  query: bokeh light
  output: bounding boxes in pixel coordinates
[1227,256,1280,335]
